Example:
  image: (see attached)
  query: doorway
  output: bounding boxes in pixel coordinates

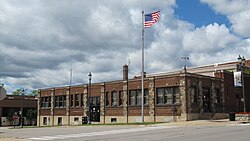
[203,88,211,113]
[90,96,100,122]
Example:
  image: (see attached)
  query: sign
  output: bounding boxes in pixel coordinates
[234,71,242,87]
[0,86,7,100]
[13,115,18,120]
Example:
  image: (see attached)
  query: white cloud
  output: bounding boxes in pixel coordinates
[183,23,240,52]
[200,0,250,37]
[0,0,250,93]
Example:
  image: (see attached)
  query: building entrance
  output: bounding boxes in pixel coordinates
[203,88,211,113]
[90,96,100,122]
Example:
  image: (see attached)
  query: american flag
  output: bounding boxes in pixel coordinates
[144,10,160,28]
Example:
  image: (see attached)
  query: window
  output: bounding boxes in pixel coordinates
[136,90,142,106]
[129,89,148,106]
[190,86,197,104]
[129,90,136,105]
[111,91,117,106]
[43,117,47,125]
[90,96,100,106]
[165,88,172,104]
[111,118,117,123]
[55,96,59,107]
[144,90,149,105]
[157,88,164,104]
[156,87,180,104]
[96,96,100,105]
[105,92,110,106]
[75,94,80,107]
[55,95,66,108]
[58,117,62,125]
[62,95,66,107]
[81,94,84,107]
[41,97,51,108]
[173,87,180,104]
[74,117,79,122]
[70,95,74,107]
[119,91,123,106]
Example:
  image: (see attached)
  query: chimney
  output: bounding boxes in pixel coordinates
[123,64,128,80]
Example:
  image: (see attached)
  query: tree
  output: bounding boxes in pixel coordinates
[26,109,37,125]
[12,89,38,96]
[12,88,25,95]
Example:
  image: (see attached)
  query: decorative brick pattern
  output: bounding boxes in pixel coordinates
[100,83,105,116]
[50,89,55,126]
[198,80,203,113]
[122,81,128,117]
[211,81,216,113]
[148,77,155,116]
[66,87,70,118]
[83,85,88,117]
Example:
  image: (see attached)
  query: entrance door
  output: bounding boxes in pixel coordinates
[90,96,100,122]
[203,88,211,112]
[90,106,100,122]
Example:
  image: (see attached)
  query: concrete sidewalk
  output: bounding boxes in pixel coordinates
[154,119,246,127]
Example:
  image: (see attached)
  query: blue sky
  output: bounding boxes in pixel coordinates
[175,0,230,27]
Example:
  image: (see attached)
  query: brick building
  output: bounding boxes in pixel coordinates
[37,60,250,126]
[187,59,250,113]
[0,95,37,126]
[37,59,250,126]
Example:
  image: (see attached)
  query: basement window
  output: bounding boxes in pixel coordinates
[58,117,62,125]
[74,117,79,122]
[111,118,117,123]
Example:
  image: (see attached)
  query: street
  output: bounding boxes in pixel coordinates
[0,121,250,141]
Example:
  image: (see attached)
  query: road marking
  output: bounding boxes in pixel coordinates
[28,126,176,140]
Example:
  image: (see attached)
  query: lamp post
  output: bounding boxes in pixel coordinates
[88,72,92,124]
[237,55,246,113]
[20,89,24,128]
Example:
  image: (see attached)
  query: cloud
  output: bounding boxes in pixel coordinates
[183,23,240,53]
[0,0,250,93]
[200,0,250,37]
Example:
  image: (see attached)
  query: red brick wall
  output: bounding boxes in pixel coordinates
[55,88,66,96]
[40,89,53,97]
[70,86,84,95]
[40,109,50,116]
[54,109,67,116]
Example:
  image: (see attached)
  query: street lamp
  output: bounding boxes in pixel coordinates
[88,72,92,124]
[237,55,246,113]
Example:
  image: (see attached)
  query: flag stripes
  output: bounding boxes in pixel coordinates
[144,11,160,28]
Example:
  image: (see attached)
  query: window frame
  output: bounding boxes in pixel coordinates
[75,94,80,107]
[105,92,110,107]
[111,91,117,107]
[119,91,123,107]
[156,87,180,105]
[41,97,51,108]
[129,89,149,106]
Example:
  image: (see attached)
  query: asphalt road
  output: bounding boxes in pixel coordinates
[0,121,250,141]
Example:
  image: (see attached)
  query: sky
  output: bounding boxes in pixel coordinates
[0,0,250,94]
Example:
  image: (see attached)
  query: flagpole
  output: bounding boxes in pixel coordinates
[141,10,145,123]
